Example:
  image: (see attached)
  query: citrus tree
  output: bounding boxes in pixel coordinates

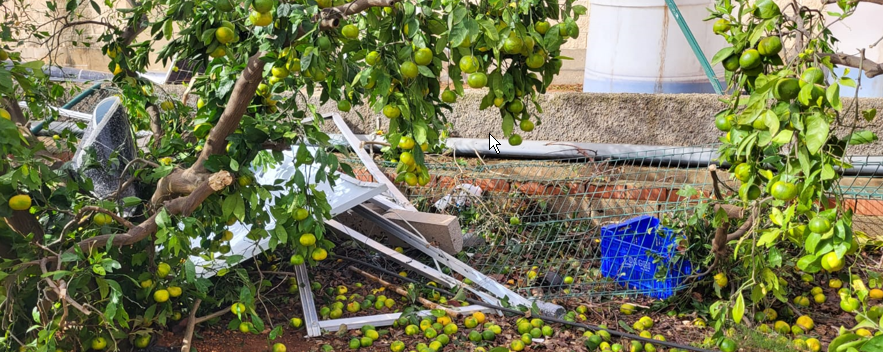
[700,0,883,349]
[0,0,585,349]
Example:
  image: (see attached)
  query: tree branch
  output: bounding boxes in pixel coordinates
[820,52,883,78]
[61,20,119,32]
[3,97,27,126]
[318,0,402,29]
[28,171,232,269]
[189,52,265,175]
[825,0,883,5]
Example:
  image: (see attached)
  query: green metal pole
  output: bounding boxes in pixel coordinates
[30,82,103,134]
[664,0,724,95]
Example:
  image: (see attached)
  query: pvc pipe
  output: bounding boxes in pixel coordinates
[31,82,103,134]
[327,134,883,177]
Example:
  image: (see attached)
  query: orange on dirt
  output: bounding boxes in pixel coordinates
[739,49,762,69]
[719,338,737,352]
[414,48,433,66]
[8,194,32,211]
[467,72,487,88]
[134,335,151,348]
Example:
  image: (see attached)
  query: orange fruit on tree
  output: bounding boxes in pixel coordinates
[712,19,730,35]
[757,36,782,56]
[722,54,740,71]
[0,108,10,120]
[467,72,487,88]
[458,55,479,73]
[739,49,761,69]
[299,233,317,246]
[312,248,328,261]
[821,252,844,272]
[414,48,433,66]
[534,21,550,35]
[520,119,534,132]
[526,53,545,70]
[249,10,273,27]
[365,51,380,66]
[808,216,832,234]
[509,134,523,146]
[209,46,226,58]
[253,0,275,13]
[441,90,456,103]
[215,27,235,44]
[8,194,32,211]
[400,61,419,79]
[770,180,798,201]
[383,104,401,119]
[341,24,359,39]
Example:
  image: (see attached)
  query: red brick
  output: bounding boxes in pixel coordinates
[468,178,511,193]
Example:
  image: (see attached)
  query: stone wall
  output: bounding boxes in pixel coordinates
[311,90,883,155]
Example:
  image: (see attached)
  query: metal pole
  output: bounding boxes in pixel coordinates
[664,0,724,95]
[30,82,103,134]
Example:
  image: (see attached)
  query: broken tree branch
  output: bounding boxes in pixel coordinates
[819,52,883,78]
[349,266,462,318]
[318,0,402,29]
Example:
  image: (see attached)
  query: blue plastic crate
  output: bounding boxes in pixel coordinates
[599,215,693,299]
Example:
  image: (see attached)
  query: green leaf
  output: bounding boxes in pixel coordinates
[827,83,842,111]
[477,18,499,41]
[757,229,780,247]
[848,130,878,145]
[829,333,863,352]
[822,164,836,180]
[805,113,829,154]
[733,292,745,324]
[798,82,815,106]
[711,47,735,66]
[269,326,284,340]
[122,196,142,207]
[863,108,877,122]
[762,109,780,137]
[806,231,822,254]
[185,259,196,284]
[771,129,793,145]
[797,254,822,273]
[501,113,514,137]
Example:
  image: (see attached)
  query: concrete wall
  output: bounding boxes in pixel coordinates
[313,90,883,155]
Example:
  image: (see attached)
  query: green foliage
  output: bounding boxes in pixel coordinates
[0,0,582,349]
[685,0,881,343]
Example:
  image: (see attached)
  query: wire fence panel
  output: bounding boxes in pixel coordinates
[344,146,883,301]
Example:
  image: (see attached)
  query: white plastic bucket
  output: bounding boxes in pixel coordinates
[583,0,727,93]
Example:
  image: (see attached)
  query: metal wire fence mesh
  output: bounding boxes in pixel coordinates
[342,146,883,300]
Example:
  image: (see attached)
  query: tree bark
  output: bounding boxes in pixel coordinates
[820,53,883,78]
